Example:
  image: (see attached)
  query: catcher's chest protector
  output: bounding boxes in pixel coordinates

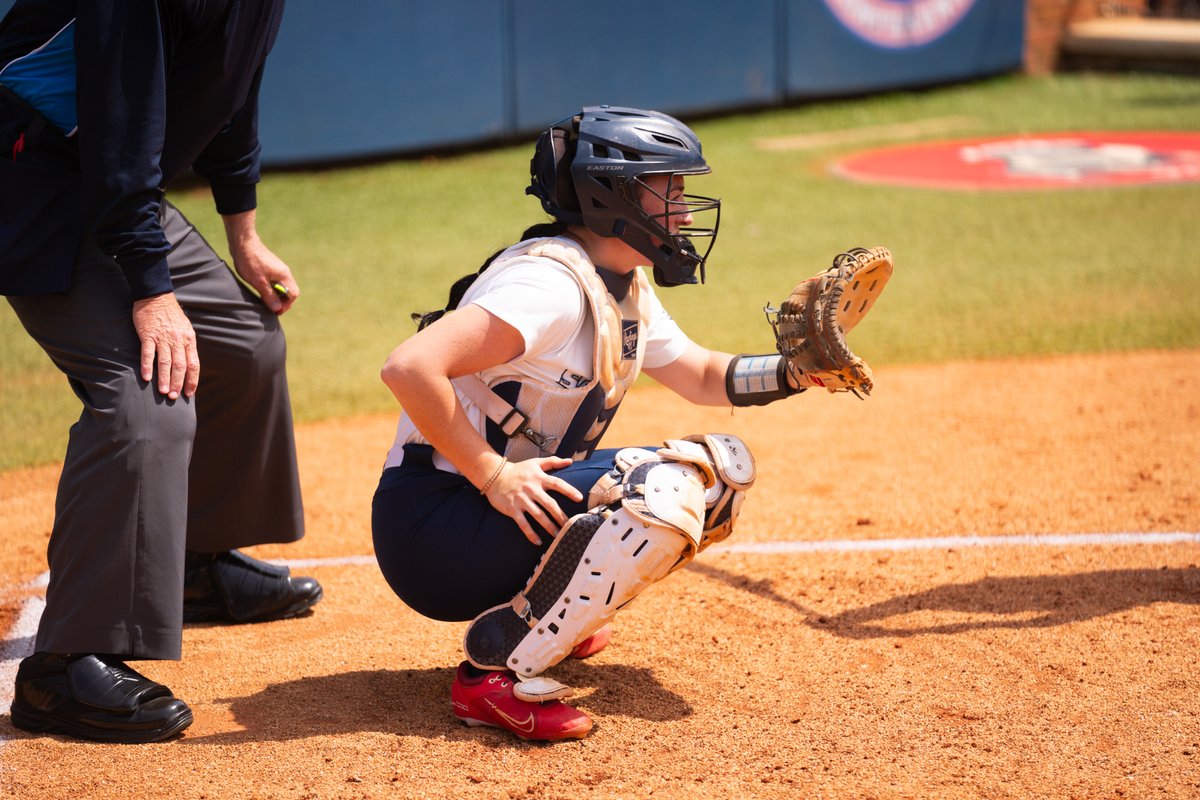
[471,238,650,461]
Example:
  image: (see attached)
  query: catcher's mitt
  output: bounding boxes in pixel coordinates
[766,246,893,396]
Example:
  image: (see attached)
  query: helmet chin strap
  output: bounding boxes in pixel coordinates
[628,225,704,288]
[650,249,702,288]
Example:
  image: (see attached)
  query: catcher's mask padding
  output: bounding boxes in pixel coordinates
[463,458,707,677]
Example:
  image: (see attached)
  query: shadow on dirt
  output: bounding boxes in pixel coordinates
[688,561,823,618]
[692,562,1200,639]
[183,661,690,745]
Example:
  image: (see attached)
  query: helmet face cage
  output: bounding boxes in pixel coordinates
[620,172,721,286]
[528,106,722,287]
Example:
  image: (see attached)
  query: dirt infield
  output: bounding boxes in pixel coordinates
[2,349,1198,800]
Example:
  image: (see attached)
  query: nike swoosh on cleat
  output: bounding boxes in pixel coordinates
[486,700,536,734]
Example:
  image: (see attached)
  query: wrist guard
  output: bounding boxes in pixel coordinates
[725,354,802,407]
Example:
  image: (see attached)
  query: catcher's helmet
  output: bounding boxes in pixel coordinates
[527,105,720,287]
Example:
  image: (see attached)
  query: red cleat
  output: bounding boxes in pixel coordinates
[569,624,613,659]
[451,662,593,742]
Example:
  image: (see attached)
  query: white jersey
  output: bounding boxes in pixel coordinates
[384,237,691,472]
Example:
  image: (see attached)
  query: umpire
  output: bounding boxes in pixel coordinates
[1,1,322,742]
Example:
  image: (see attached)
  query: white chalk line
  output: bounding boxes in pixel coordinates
[2,530,1198,741]
[1,589,46,742]
[710,530,1200,554]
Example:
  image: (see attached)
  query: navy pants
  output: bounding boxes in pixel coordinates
[372,444,646,622]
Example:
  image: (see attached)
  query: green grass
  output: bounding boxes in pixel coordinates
[3,73,1199,470]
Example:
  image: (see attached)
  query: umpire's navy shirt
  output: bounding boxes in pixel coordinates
[0,0,285,297]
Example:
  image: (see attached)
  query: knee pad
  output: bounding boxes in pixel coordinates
[657,433,756,552]
[464,458,707,677]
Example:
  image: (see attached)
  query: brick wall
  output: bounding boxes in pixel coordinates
[1026,0,1149,73]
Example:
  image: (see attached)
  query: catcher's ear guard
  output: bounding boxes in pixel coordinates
[527,115,584,225]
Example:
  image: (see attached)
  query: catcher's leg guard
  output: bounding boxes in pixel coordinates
[464,457,707,677]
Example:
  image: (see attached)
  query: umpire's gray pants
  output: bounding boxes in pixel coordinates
[6,201,304,660]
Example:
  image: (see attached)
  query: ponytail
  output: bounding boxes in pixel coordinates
[411,220,569,330]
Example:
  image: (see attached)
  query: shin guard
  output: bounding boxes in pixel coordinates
[464,460,706,677]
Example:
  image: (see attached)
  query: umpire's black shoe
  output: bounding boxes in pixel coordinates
[183,549,323,624]
[10,653,193,744]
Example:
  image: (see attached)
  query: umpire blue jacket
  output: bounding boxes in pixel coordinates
[0,0,285,297]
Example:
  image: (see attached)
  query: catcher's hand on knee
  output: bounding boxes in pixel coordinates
[483,456,584,546]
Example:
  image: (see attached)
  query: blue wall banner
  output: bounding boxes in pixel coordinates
[821,0,978,48]
[786,0,1025,98]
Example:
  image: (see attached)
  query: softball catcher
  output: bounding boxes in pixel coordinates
[371,105,892,741]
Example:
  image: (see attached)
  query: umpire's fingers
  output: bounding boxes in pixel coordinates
[133,293,200,400]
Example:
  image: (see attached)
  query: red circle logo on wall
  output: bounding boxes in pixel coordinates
[832,132,1200,190]
[822,0,977,48]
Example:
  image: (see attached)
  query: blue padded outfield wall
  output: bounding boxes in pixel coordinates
[255,0,511,164]
[260,0,1024,165]
[0,0,1025,166]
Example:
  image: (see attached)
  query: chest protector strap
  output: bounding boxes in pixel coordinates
[454,238,649,460]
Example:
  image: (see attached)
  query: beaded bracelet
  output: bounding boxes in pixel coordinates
[480,457,508,495]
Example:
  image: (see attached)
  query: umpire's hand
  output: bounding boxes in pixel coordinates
[132,292,200,400]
